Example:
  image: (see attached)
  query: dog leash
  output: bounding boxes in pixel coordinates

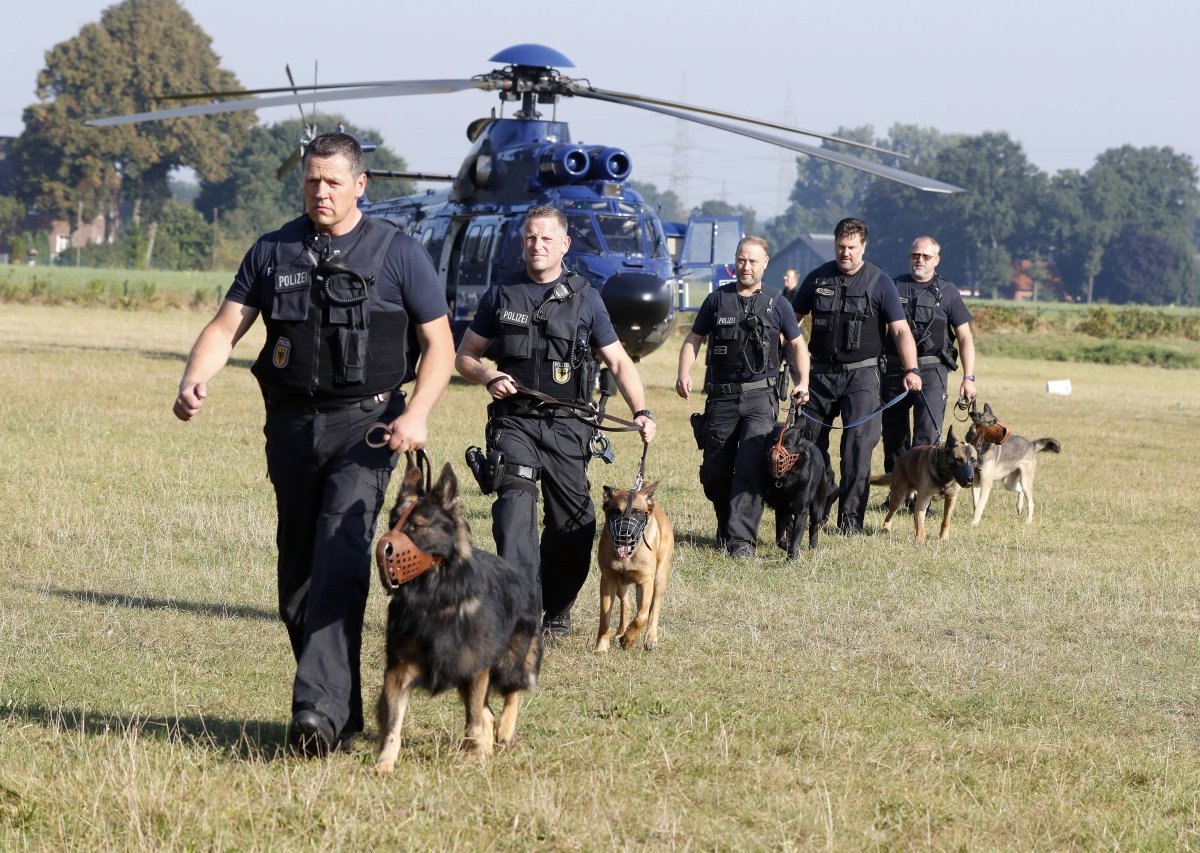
[505,383,646,432]
[911,390,946,445]
[798,390,908,431]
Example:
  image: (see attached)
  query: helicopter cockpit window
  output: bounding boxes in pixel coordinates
[565,213,602,255]
[643,217,670,260]
[596,214,642,256]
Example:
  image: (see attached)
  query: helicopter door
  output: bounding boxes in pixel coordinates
[446,215,503,325]
[675,214,744,311]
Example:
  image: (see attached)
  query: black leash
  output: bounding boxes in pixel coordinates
[507,383,645,432]
[798,390,908,431]
[952,392,976,424]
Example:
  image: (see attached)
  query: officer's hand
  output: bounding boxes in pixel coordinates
[383,410,427,453]
[675,375,691,400]
[485,372,516,400]
[635,415,656,445]
[903,371,924,393]
[960,377,977,401]
[173,381,207,422]
[790,385,809,405]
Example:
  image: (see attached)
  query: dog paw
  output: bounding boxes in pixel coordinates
[374,759,396,776]
[593,640,611,653]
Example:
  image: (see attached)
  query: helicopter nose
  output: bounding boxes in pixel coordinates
[601,272,676,360]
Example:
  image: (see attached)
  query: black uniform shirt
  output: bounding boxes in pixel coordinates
[790,261,907,325]
[227,217,449,326]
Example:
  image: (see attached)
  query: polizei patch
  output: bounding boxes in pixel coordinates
[500,310,530,327]
[552,362,572,384]
[815,287,835,296]
[716,316,737,326]
[272,337,292,368]
[275,271,310,291]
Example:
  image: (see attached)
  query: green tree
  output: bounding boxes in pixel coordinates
[10,0,250,239]
[878,132,1046,295]
[1053,146,1198,303]
[197,114,414,258]
[630,181,686,221]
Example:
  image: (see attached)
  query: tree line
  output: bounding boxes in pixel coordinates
[2,0,1197,306]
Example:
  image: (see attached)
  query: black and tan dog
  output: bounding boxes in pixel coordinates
[594,482,673,652]
[871,426,977,544]
[373,459,542,772]
[763,421,835,557]
[966,401,1062,524]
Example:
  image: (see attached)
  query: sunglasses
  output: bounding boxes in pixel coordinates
[909,252,937,261]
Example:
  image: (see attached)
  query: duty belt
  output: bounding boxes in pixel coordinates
[266,390,392,415]
[705,377,774,397]
[883,355,942,375]
[811,358,877,374]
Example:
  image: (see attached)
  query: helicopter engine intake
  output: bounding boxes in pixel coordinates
[585,146,632,182]
[538,144,590,184]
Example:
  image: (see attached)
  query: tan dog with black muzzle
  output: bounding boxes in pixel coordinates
[594,482,674,652]
[871,426,978,544]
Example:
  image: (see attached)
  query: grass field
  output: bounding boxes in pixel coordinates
[2,303,1200,849]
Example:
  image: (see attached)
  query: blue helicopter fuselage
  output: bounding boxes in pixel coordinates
[359,118,677,360]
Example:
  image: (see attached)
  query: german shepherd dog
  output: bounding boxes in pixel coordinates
[966,401,1062,524]
[763,421,835,557]
[870,426,977,544]
[595,482,674,652]
[373,459,542,773]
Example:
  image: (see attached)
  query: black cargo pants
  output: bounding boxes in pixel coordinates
[880,364,948,472]
[699,387,779,551]
[802,366,881,532]
[264,392,403,739]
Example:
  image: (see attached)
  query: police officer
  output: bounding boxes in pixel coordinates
[172,133,454,757]
[677,236,809,558]
[790,218,921,534]
[455,205,655,638]
[881,236,977,476]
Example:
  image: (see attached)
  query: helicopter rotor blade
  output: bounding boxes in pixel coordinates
[276,149,302,180]
[583,86,906,160]
[86,79,486,127]
[577,90,963,194]
[365,170,455,182]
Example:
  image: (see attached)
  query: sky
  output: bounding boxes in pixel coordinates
[6,0,1200,221]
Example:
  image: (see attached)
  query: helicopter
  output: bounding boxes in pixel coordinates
[87,44,963,361]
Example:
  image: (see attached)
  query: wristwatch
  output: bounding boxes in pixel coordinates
[963,374,976,381]
[903,367,920,375]
[633,409,654,420]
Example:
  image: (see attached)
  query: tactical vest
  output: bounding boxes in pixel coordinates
[251,215,409,400]
[885,274,949,357]
[807,263,885,363]
[483,273,592,402]
[705,284,782,383]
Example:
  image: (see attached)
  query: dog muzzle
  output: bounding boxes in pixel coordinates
[608,510,648,559]
[375,499,442,591]
[973,421,1010,446]
[769,433,800,481]
[954,462,975,488]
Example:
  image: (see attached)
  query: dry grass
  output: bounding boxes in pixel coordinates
[2,303,1200,849]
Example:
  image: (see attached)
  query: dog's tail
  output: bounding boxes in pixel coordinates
[1033,438,1061,454]
[869,471,894,487]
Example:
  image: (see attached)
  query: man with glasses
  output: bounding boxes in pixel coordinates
[880,236,976,484]
[677,236,809,558]
[790,218,921,535]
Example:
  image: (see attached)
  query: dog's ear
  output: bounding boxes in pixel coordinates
[983,402,994,416]
[641,481,660,505]
[945,425,957,446]
[602,485,614,506]
[432,461,458,511]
